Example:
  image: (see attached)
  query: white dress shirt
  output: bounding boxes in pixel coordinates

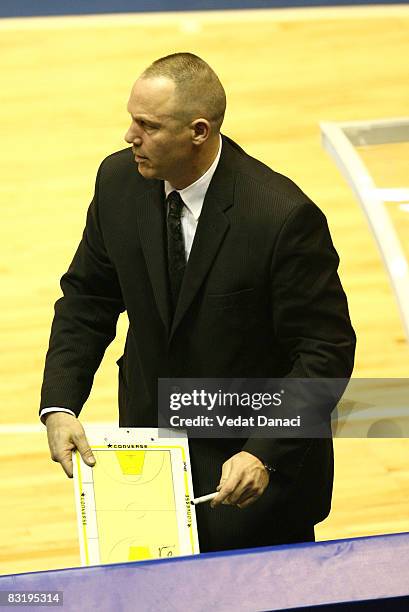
[40,135,223,422]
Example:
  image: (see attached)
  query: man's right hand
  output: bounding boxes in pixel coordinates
[44,412,95,478]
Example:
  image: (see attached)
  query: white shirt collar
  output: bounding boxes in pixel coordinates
[164,134,222,221]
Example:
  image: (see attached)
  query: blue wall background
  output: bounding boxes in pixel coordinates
[1,0,407,18]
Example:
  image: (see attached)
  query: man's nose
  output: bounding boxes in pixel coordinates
[124,123,142,145]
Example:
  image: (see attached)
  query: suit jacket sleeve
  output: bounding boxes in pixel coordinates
[242,200,356,478]
[40,162,125,414]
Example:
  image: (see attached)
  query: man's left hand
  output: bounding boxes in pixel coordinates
[210,451,270,509]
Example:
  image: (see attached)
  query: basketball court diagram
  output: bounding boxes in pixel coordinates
[73,428,199,565]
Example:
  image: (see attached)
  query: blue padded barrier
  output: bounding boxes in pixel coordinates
[0,532,408,611]
[1,0,408,19]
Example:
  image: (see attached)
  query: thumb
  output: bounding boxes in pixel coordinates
[74,432,96,467]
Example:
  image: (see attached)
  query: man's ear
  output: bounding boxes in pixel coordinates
[191,119,211,144]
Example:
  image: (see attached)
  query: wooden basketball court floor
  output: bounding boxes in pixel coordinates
[1,6,408,575]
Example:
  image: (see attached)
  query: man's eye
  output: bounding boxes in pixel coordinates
[141,121,156,130]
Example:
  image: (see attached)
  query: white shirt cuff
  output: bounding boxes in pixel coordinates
[40,407,76,424]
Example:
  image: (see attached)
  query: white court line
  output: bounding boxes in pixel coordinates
[0,421,117,434]
[376,188,409,203]
[321,118,409,341]
[1,6,409,31]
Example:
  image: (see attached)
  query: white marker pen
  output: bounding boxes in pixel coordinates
[191,492,218,505]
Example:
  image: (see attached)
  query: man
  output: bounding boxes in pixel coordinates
[41,52,356,552]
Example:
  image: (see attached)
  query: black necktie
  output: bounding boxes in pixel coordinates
[167,190,186,312]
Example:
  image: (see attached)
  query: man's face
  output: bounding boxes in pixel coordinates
[125,77,194,185]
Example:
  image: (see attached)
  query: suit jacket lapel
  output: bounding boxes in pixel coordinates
[136,180,171,333]
[170,141,236,340]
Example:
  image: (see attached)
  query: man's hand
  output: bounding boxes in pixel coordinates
[210,451,269,509]
[45,412,95,478]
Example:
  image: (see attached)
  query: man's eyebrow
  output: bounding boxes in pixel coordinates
[128,111,161,126]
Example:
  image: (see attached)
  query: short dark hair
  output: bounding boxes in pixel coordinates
[141,52,226,132]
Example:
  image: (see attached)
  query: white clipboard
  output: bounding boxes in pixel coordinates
[73,426,199,565]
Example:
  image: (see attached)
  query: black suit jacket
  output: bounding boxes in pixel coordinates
[41,135,356,551]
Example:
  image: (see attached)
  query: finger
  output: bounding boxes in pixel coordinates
[212,480,240,506]
[236,483,267,508]
[212,473,242,507]
[235,484,260,506]
[58,450,74,479]
[210,490,223,507]
[73,431,96,466]
[237,495,258,509]
[47,435,75,479]
[218,460,232,488]
[210,481,224,508]
[228,483,253,506]
[211,461,232,507]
